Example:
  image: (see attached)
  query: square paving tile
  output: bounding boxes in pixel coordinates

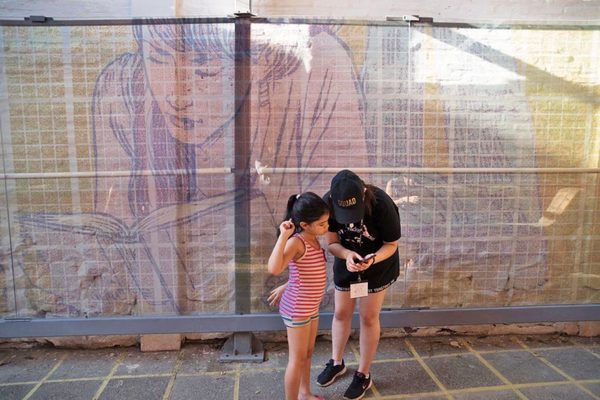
[375,337,413,360]
[520,384,597,400]
[453,389,521,400]
[98,377,170,400]
[239,368,286,400]
[568,336,600,347]
[481,350,566,384]
[463,336,522,352]
[50,349,120,379]
[0,349,64,382]
[518,335,574,349]
[370,360,440,396]
[239,366,358,400]
[178,343,235,374]
[255,338,356,372]
[424,354,504,390]
[29,380,102,400]
[583,383,600,396]
[115,349,178,376]
[170,375,234,400]
[536,348,600,380]
[0,384,35,400]
[407,337,471,358]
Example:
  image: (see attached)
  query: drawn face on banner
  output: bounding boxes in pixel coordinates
[137,24,235,145]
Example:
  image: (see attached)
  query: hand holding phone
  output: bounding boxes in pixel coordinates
[358,253,375,264]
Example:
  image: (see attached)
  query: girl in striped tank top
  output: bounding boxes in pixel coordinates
[268,192,330,400]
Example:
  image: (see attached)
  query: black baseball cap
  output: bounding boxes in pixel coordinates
[330,170,365,224]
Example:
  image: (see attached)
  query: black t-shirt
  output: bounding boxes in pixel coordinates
[324,186,401,291]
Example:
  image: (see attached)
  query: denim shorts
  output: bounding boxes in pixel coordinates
[281,313,319,328]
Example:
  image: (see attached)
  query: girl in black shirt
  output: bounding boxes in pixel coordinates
[317,170,401,400]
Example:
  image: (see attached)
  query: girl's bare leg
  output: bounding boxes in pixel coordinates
[285,324,311,400]
[298,318,321,400]
[331,290,355,362]
[357,289,387,375]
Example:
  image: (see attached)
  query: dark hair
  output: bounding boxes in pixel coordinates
[363,183,377,216]
[282,192,330,234]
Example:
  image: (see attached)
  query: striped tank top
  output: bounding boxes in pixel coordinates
[279,233,327,319]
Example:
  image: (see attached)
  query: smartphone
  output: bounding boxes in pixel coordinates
[359,254,375,263]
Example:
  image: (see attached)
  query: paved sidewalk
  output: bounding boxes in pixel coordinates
[0,334,599,400]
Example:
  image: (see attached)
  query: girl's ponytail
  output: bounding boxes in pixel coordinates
[278,194,300,236]
[283,194,299,222]
[279,192,329,236]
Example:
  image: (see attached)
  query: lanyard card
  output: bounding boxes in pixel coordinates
[350,280,368,298]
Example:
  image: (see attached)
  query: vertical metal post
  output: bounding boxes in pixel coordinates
[234,13,252,316]
[222,12,264,362]
[0,27,18,317]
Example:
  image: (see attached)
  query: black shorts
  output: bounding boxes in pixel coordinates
[333,254,399,293]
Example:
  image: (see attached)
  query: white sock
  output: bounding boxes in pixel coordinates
[333,359,343,366]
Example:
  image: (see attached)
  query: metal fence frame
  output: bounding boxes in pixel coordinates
[0,15,598,339]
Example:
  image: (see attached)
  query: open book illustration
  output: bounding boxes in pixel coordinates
[18,191,242,312]
[19,191,240,243]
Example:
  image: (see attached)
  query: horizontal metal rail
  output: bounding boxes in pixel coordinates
[0,168,232,180]
[0,16,598,30]
[255,166,600,174]
[1,304,598,338]
[0,17,236,27]
[1,166,598,180]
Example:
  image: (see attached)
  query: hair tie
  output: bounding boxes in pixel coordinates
[296,194,301,199]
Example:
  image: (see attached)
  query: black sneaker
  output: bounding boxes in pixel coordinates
[343,371,372,400]
[316,359,347,386]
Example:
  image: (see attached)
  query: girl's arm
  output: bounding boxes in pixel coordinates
[326,231,364,272]
[326,231,354,260]
[371,240,399,264]
[267,220,302,275]
[268,282,288,307]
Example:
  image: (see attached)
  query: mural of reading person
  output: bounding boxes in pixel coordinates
[20,22,367,315]
[16,22,549,318]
